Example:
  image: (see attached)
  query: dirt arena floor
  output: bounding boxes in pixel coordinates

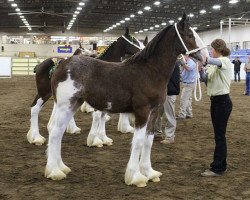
[0,76,249,200]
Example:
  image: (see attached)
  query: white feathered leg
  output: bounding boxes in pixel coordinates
[66,117,81,134]
[47,102,56,133]
[96,113,113,146]
[140,134,162,182]
[27,98,46,145]
[117,113,135,133]
[45,106,73,180]
[80,101,94,113]
[125,125,148,187]
[87,111,103,147]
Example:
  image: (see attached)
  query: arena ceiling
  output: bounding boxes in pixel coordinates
[0,0,249,34]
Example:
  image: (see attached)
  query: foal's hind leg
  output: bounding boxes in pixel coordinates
[27,94,48,145]
[45,104,74,180]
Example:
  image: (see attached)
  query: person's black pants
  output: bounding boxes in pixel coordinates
[210,94,232,173]
[234,71,240,82]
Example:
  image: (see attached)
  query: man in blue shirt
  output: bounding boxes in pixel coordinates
[177,55,196,119]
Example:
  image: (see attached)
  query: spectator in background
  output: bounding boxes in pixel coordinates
[176,55,196,120]
[232,57,242,82]
[244,56,250,96]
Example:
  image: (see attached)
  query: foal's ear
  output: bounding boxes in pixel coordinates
[125,27,129,36]
[143,36,148,46]
[178,13,189,31]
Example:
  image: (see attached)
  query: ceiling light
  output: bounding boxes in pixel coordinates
[200,9,206,14]
[139,30,143,33]
[28,28,32,31]
[11,3,17,7]
[120,20,125,23]
[79,2,85,6]
[130,14,135,18]
[144,6,151,10]
[206,24,210,27]
[154,1,161,5]
[15,8,20,11]
[74,11,80,14]
[169,20,174,24]
[77,7,82,10]
[103,30,107,32]
[178,17,182,20]
[112,25,117,27]
[150,27,154,30]
[116,23,121,25]
[138,10,143,15]
[17,12,22,15]
[67,27,71,30]
[135,31,138,34]
[8,0,14,1]
[161,22,167,26]
[21,18,26,21]
[20,16,24,18]
[212,5,221,9]
[144,28,148,31]
[155,24,160,28]
[110,27,113,30]
[73,14,77,17]
[193,27,198,30]
[125,17,130,21]
[229,0,239,4]
[73,17,76,20]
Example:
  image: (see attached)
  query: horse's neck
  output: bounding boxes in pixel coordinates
[99,43,122,62]
[146,29,179,79]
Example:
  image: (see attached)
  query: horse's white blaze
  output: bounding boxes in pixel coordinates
[125,124,148,187]
[140,134,162,182]
[27,98,46,145]
[45,75,80,179]
[117,113,134,133]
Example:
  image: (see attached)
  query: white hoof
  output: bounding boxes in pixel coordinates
[141,168,162,183]
[66,126,81,134]
[59,163,71,175]
[87,135,103,148]
[101,136,113,146]
[45,168,66,180]
[27,130,46,145]
[125,168,148,187]
[118,125,135,134]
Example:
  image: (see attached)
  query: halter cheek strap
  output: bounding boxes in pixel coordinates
[121,35,144,50]
[174,23,206,55]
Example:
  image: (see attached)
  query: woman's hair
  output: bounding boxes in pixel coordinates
[211,39,231,56]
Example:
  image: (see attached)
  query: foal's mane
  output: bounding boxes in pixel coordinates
[124,25,173,63]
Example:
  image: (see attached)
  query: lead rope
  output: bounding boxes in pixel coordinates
[194,62,202,101]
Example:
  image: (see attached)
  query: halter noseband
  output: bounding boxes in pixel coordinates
[121,35,144,50]
[174,23,206,55]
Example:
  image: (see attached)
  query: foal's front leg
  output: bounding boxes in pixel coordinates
[96,112,113,146]
[125,124,148,187]
[139,134,162,182]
